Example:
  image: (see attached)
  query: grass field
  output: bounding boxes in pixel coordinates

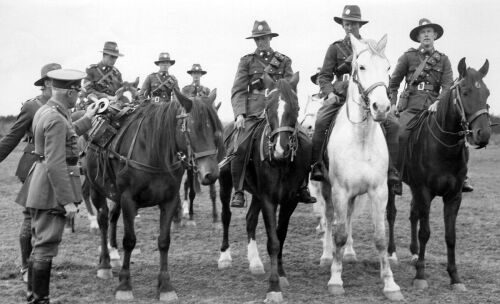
[0,145,499,304]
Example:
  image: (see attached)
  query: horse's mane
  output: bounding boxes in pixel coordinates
[275,79,299,114]
[434,84,454,125]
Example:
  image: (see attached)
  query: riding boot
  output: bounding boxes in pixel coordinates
[310,98,343,181]
[19,212,32,282]
[382,114,402,195]
[296,179,317,204]
[31,260,51,304]
[462,176,474,192]
[26,259,33,303]
[230,153,246,208]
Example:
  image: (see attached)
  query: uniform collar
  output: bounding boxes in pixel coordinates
[343,35,361,47]
[158,71,169,77]
[418,46,435,55]
[255,47,274,58]
[47,99,70,117]
[98,61,112,69]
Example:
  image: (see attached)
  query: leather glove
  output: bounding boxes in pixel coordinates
[235,114,245,130]
[428,100,440,112]
[64,203,79,218]
[84,102,98,119]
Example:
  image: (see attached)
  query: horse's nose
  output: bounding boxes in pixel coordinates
[201,172,218,185]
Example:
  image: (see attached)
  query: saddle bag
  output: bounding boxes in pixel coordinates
[88,116,117,148]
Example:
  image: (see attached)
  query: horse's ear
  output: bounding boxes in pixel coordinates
[377,34,388,53]
[349,33,363,57]
[115,87,124,97]
[215,101,222,111]
[207,88,217,104]
[289,72,299,90]
[478,59,489,78]
[173,88,193,113]
[133,77,140,88]
[262,73,275,90]
[458,57,467,78]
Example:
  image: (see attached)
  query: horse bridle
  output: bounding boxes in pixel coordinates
[264,88,299,162]
[177,108,218,173]
[347,48,389,123]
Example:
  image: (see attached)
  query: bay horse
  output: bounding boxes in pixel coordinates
[318,34,403,301]
[387,58,491,291]
[85,88,222,302]
[218,73,312,303]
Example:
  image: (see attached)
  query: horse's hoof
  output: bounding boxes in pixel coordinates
[279,276,289,288]
[97,269,113,279]
[111,259,122,268]
[328,284,345,295]
[159,291,179,303]
[115,290,134,300]
[343,253,357,263]
[384,290,404,301]
[413,279,428,290]
[218,250,232,269]
[218,259,232,269]
[249,264,265,275]
[186,220,197,227]
[410,254,418,265]
[264,291,284,303]
[452,283,467,292]
[319,257,333,268]
[388,253,399,264]
[64,227,73,234]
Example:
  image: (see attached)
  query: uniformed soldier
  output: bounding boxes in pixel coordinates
[139,52,179,102]
[15,69,97,304]
[181,64,211,97]
[0,63,61,283]
[229,20,315,207]
[83,41,124,99]
[310,5,401,193]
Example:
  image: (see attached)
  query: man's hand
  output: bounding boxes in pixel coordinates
[64,203,79,218]
[326,92,340,104]
[428,100,440,112]
[235,114,245,130]
[84,103,98,119]
[390,104,399,117]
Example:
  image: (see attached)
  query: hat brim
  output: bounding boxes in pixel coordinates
[334,17,369,25]
[310,73,319,85]
[246,33,279,39]
[34,77,48,87]
[187,70,207,75]
[409,23,443,42]
[155,60,176,66]
[101,50,124,57]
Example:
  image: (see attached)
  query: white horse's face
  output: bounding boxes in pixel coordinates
[350,34,391,122]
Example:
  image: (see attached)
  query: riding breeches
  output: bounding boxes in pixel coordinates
[20,207,32,269]
[29,208,66,262]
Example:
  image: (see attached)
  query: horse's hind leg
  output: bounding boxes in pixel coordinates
[247,196,264,275]
[210,183,218,223]
[115,190,136,300]
[92,189,113,280]
[108,200,122,268]
[369,186,403,301]
[276,200,299,288]
[157,197,180,302]
[218,166,232,269]
[82,178,99,233]
[411,188,433,291]
[386,188,398,262]
[443,193,466,291]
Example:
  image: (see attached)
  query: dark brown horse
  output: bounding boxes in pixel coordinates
[218,73,312,303]
[85,88,222,302]
[387,58,491,291]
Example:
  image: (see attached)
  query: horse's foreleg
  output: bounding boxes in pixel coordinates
[157,198,179,302]
[261,200,282,303]
[247,196,264,275]
[386,188,398,262]
[409,198,419,264]
[92,189,112,280]
[82,178,99,233]
[412,188,433,291]
[210,183,218,223]
[276,199,299,288]
[327,188,347,295]
[343,198,357,262]
[320,183,334,268]
[115,191,136,300]
[218,167,232,269]
[108,200,121,267]
[443,194,466,291]
[182,172,190,219]
[369,186,403,301]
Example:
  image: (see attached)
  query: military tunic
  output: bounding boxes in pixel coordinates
[140,72,179,102]
[318,36,353,97]
[181,83,210,98]
[83,62,123,98]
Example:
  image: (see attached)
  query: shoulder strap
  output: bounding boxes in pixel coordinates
[408,56,431,85]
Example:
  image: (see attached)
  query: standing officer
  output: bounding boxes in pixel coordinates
[229,20,315,207]
[388,19,475,192]
[0,63,61,283]
[83,41,124,99]
[310,5,401,194]
[140,52,179,102]
[181,64,211,97]
[16,69,97,304]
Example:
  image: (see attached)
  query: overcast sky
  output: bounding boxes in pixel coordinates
[1,0,498,122]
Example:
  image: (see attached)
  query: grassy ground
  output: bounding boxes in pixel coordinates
[0,145,499,303]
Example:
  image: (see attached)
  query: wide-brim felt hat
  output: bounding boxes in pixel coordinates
[34,63,62,86]
[100,41,123,57]
[409,18,443,42]
[187,63,207,75]
[155,52,176,65]
[246,20,279,39]
[334,5,369,25]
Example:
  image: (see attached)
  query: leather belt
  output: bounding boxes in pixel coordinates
[35,154,79,166]
[251,89,266,95]
[412,82,438,92]
[336,74,350,82]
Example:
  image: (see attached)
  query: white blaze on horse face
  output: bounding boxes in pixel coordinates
[274,97,286,158]
[122,90,133,103]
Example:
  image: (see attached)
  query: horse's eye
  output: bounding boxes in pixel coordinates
[360,66,366,71]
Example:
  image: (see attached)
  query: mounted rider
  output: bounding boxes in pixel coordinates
[229,20,316,207]
[83,41,124,99]
[389,18,472,192]
[182,64,211,97]
[310,5,401,194]
[140,52,179,102]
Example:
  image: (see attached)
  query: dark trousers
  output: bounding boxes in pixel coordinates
[20,207,32,270]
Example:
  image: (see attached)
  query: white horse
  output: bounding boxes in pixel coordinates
[319,34,403,301]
